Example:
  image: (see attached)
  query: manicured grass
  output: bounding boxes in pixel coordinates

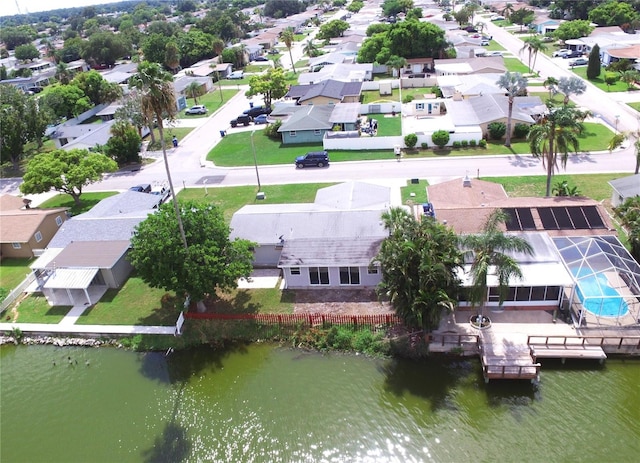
[178,89,239,118]
[178,183,335,222]
[208,121,613,166]
[38,191,118,216]
[208,287,295,314]
[485,41,505,51]
[366,113,401,136]
[362,87,433,104]
[0,258,34,291]
[400,179,429,204]
[76,274,178,325]
[10,294,70,324]
[503,58,530,74]
[147,127,194,151]
[628,102,640,112]
[483,173,630,200]
[571,67,635,93]
[244,64,272,73]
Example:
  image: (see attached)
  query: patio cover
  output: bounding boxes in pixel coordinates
[43,268,99,289]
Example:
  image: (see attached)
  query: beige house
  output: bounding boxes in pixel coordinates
[0,195,68,260]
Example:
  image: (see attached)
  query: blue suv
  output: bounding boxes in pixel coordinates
[295,151,329,168]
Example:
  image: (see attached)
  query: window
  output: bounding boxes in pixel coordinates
[416,103,424,110]
[309,267,329,285]
[289,131,297,137]
[339,267,360,285]
[55,215,63,226]
[367,266,379,275]
[12,243,21,249]
[545,286,561,301]
[34,231,43,243]
[516,287,531,301]
[530,287,546,301]
[314,129,322,135]
[291,267,300,275]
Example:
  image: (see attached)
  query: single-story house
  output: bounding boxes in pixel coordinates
[0,195,68,260]
[230,182,393,289]
[286,79,363,105]
[298,63,372,85]
[30,191,161,306]
[444,94,545,138]
[173,75,214,99]
[437,73,509,99]
[608,174,640,207]
[277,103,360,144]
[433,57,506,76]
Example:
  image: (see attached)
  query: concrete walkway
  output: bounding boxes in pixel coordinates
[0,322,176,335]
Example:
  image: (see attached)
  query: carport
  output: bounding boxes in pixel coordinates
[43,268,103,306]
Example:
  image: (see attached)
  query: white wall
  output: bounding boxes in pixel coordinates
[282,266,382,289]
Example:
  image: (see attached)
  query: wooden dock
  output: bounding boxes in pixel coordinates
[478,333,541,383]
[528,335,609,363]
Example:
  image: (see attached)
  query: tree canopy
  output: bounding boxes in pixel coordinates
[357,19,449,63]
[128,201,255,302]
[374,207,462,332]
[71,70,122,105]
[553,20,594,41]
[588,1,639,26]
[20,148,117,206]
[246,67,287,107]
[263,0,306,19]
[614,196,640,262]
[317,20,350,41]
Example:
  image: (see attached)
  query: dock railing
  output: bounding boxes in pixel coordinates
[428,332,480,346]
[528,335,640,351]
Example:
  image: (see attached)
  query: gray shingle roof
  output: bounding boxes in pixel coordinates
[608,174,640,198]
[277,105,334,132]
[279,237,384,267]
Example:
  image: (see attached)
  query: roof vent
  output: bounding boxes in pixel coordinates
[463,175,472,187]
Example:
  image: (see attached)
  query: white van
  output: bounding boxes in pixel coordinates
[228,70,244,80]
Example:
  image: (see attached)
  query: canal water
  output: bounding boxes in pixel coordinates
[1,344,638,463]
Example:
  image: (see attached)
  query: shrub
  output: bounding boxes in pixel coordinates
[430,85,443,98]
[479,139,487,148]
[469,139,477,147]
[514,123,530,139]
[263,119,282,140]
[431,129,450,148]
[461,140,468,148]
[404,133,418,149]
[421,142,428,149]
[402,94,414,103]
[487,122,506,140]
[452,141,461,148]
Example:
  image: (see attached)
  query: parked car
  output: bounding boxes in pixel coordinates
[486,51,503,57]
[570,57,589,67]
[268,49,279,55]
[150,186,171,203]
[253,114,269,125]
[563,50,583,59]
[228,70,244,79]
[230,114,252,127]
[553,49,571,57]
[464,26,478,33]
[295,151,330,168]
[185,105,207,115]
[491,15,505,21]
[243,106,272,118]
[26,86,43,93]
[254,56,269,62]
[129,184,151,193]
[481,40,490,46]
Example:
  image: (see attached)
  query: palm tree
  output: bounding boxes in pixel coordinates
[496,72,528,147]
[385,54,407,79]
[543,76,559,99]
[458,209,534,327]
[608,128,640,174]
[280,27,296,74]
[211,38,225,102]
[528,104,588,196]
[129,61,188,251]
[557,76,586,105]
[55,62,72,84]
[185,81,202,105]
[501,3,515,21]
[520,36,547,74]
[303,39,319,58]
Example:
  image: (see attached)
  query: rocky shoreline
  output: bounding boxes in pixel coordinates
[0,335,123,348]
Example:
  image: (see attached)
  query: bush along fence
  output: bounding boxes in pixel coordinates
[184,312,402,331]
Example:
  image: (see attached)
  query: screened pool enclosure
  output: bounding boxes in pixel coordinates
[553,236,640,327]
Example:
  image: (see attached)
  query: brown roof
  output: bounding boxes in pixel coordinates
[46,240,130,268]
[0,195,68,243]
[426,178,615,236]
[607,45,640,60]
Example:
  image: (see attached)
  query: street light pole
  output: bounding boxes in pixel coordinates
[251,131,261,192]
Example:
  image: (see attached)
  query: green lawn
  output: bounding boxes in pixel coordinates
[628,102,640,112]
[571,67,636,93]
[482,173,629,200]
[362,87,434,104]
[178,182,335,222]
[178,89,239,119]
[147,127,194,151]
[10,294,70,324]
[38,191,118,216]
[0,258,34,291]
[485,41,505,51]
[367,113,401,136]
[503,58,531,74]
[400,179,429,204]
[209,121,613,167]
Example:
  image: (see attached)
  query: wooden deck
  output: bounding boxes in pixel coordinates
[479,336,541,383]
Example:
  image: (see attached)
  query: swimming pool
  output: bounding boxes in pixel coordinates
[573,271,630,317]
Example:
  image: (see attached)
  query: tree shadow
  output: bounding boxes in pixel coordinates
[380,356,474,412]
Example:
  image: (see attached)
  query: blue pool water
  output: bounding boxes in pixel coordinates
[574,271,629,317]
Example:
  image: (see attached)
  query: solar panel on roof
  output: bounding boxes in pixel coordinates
[538,207,558,229]
[582,205,605,228]
[551,207,573,229]
[567,207,590,229]
[516,208,536,230]
[504,208,521,231]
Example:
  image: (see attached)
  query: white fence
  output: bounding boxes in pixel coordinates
[0,272,36,314]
